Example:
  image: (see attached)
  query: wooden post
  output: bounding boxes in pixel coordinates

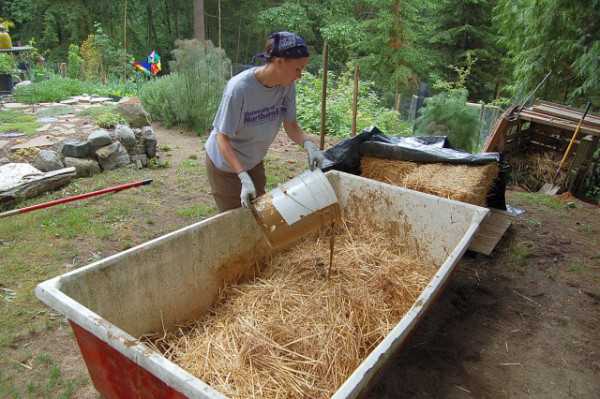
[568,135,599,194]
[123,0,128,82]
[320,41,328,150]
[351,64,359,136]
[218,0,222,48]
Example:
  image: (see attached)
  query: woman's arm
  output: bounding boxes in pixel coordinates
[283,120,312,146]
[216,133,244,173]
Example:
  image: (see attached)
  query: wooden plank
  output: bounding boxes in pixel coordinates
[519,110,600,137]
[528,132,570,152]
[469,209,513,255]
[534,101,600,125]
[531,105,600,131]
[483,105,518,152]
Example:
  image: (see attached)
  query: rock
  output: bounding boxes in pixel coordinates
[141,126,157,158]
[73,95,91,103]
[88,129,113,151]
[96,142,130,170]
[0,157,10,165]
[61,139,90,158]
[14,80,31,88]
[36,124,52,132]
[90,97,112,104]
[11,136,56,150]
[116,97,151,128]
[115,124,136,152]
[59,99,78,105]
[0,140,9,150]
[64,157,101,177]
[132,128,142,140]
[2,103,29,110]
[32,150,64,172]
[37,117,58,124]
[130,154,148,168]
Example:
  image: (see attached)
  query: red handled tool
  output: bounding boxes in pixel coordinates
[0,179,153,219]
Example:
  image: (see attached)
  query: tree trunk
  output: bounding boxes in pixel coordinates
[194,0,206,42]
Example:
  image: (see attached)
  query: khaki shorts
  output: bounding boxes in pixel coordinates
[205,156,267,212]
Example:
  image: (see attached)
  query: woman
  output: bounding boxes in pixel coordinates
[204,31,325,211]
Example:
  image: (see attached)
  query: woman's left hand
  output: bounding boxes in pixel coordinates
[303,140,325,170]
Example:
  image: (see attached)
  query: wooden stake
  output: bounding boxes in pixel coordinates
[123,0,127,81]
[351,64,359,136]
[218,0,222,48]
[320,41,328,150]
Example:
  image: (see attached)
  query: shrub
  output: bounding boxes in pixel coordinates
[0,53,16,74]
[414,88,480,153]
[296,70,410,137]
[78,105,127,128]
[140,40,230,133]
[67,44,83,79]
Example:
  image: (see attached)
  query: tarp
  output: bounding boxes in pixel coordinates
[322,126,508,209]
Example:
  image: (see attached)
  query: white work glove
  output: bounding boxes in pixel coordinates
[303,140,325,170]
[238,171,257,208]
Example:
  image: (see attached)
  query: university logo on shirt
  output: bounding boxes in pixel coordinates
[244,105,287,126]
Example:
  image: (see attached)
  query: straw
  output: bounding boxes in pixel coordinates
[508,151,566,191]
[141,219,437,399]
[361,157,499,206]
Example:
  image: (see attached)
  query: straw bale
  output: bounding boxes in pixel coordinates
[142,219,436,398]
[508,151,566,191]
[361,157,499,206]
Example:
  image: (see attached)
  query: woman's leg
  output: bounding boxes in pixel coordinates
[205,157,267,212]
[205,156,243,211]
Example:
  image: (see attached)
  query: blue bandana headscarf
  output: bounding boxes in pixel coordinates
[254,31,309,63]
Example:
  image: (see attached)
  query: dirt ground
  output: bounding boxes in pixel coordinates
[2,124,599,398]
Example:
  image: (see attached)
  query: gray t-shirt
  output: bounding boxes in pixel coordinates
[205,67,296,172]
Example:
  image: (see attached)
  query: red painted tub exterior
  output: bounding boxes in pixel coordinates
[70,321,188,399]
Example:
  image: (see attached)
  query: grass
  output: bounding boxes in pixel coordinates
[511,192,564,209]
[508,240,535,270]
[567,261,586,273]
[0,352,88,398]
[77,105,126,128]
[13,77,139,104]
[176,204,216,220]
[0,110,39,136]
[35,105,75,118]
[264,155,299,191]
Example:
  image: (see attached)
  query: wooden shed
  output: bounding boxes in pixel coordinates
[483,101,600,200]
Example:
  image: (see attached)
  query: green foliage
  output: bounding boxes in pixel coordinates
[78,105,126,128]
[13,77,137,103]
[495,0,600,106]
[583,148,600,203]
[0,110,39,135]
[296,70,410,137]
[415,88,480,152]
[429,0,503,101]
[140,40,230,133]
[0,53,16,74]
[67,43,83,79]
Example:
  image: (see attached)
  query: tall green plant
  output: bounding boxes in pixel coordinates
[67,43,83,79]
[415,59,480,152]
[140,40,230,133]
[296,70,410,137]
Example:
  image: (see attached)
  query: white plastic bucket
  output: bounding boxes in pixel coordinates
[270,169,338,225]
[252,169,340,249]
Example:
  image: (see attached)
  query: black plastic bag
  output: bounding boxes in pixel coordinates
[322,126,508,210]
